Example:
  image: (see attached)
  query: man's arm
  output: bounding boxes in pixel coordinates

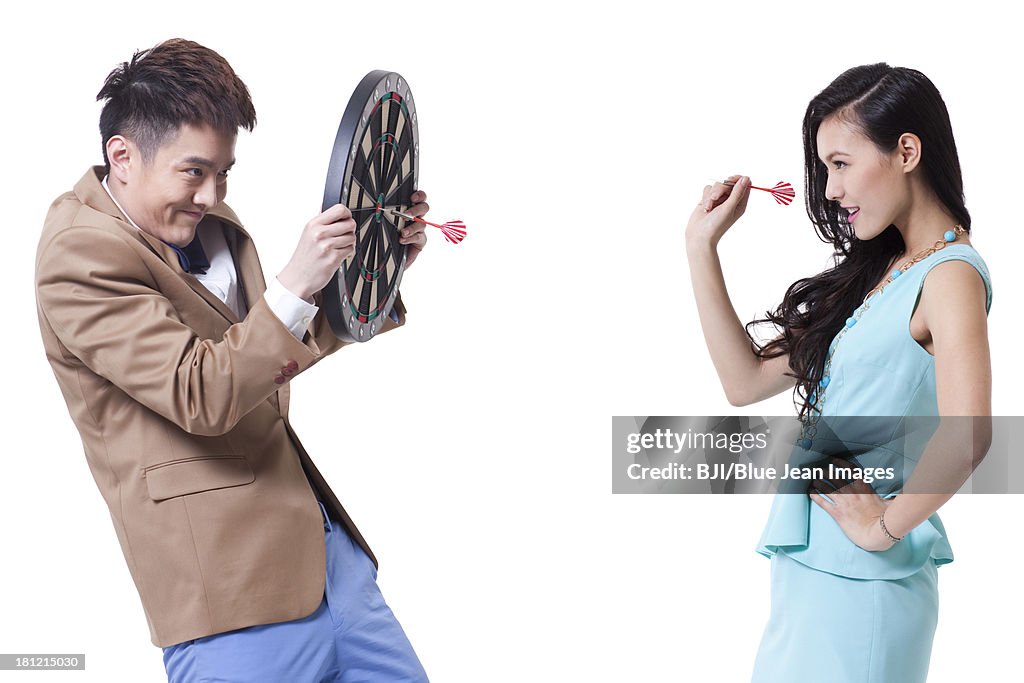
[36,226,329,436]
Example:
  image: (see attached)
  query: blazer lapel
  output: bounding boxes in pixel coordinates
[74,166,285,414]
[75,167,241,325]
[134,226,242,325]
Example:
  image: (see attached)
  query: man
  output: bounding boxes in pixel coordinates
[34,38,430,681]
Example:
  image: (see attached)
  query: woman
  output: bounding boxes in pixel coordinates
[685,64,992,682]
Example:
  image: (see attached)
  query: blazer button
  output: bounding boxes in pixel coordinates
[286,360,299,372]
[274,375,286,385]
[281,366,294,377]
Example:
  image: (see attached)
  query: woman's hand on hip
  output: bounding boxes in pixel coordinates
[808,459,896,552]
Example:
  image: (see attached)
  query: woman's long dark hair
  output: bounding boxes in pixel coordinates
[745,64,970,419]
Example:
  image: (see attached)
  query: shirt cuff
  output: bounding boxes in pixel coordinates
[264,277,319,341]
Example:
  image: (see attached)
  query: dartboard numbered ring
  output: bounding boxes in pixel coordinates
[321,70,419,342]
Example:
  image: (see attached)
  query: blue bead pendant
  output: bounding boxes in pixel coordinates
[944,230,956,242]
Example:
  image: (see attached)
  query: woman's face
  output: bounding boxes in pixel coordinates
[816,115,910,240]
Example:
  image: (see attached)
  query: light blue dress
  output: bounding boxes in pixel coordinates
[751,244,993,683]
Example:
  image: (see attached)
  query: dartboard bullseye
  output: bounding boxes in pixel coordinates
[321,70,418,342]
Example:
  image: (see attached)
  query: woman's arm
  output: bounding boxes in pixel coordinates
[685,175,796,406]
[809,259,992,549]
[880,259,992,538]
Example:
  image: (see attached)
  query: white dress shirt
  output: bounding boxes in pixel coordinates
[101,176,317,341]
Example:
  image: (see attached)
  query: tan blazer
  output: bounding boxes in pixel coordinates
[34,167,405,647]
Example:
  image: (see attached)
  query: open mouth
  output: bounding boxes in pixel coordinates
[846,208,860,223]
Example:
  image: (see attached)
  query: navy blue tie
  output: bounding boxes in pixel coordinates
[165,234,210,274]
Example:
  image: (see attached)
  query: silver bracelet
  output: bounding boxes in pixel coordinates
[879,510,904,545]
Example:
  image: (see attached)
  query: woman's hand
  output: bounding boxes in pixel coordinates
[808,458,896,552]
[685,174,752,251]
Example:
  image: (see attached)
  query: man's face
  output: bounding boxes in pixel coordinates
[114,123,236,246]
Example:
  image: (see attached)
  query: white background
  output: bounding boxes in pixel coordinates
[2,1,1020,680]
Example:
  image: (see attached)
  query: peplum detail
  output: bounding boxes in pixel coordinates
[756,493,953,579]
[755,244,992,579]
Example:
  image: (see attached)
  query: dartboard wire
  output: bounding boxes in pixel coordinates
[352,175,378,208]
[345,186,371,282]
[373,217,398,313]
[371,211,399,300]
[372,101,387,196]
[379,100,399,187]
[358,214,383,320]
[378,139,401,197]
[356,212,377,256]
[354,230,374,320]
[379,211,403,272]
[383,138,413,202]
[346,210,374,270]
[352,136,371,200]
[373,99,407,196]
[360,218,391,284]
[383,153,411,205]
[349,137,373,207]
[381,145,407,203]
[368,120,407,278]
[357,123,387,309]
[378,98,402,190]
[385,174,416,207]
[345,213,377,303]
[379,117,414,202]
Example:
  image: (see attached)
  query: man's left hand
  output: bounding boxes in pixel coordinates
[400,190,429,268]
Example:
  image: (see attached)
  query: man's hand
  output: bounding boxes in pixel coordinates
[277,190,430,302]
[278,204,357,301]
[401,190,429,268]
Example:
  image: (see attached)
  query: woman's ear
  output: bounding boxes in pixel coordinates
[897,132,923,174]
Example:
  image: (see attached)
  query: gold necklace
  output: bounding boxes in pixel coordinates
[862,224,968,300]
[797,224,966,450]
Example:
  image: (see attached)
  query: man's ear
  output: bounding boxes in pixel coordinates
[106,135,134,183]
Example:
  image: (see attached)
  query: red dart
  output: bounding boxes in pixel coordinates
[724,180,796,206]
[389,210,467,244]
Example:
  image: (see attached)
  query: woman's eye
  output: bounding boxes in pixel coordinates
[833,161,846,169]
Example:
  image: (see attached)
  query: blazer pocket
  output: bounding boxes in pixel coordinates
[144,455,254,502]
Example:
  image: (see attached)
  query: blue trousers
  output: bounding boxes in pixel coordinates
[162,501,428,682]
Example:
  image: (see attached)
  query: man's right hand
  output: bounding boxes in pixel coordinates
[277,204,356,302]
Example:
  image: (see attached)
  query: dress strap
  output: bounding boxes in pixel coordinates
[911,245,993,315]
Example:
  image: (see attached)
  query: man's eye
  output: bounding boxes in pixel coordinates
[218,169,230,178]
[185,168,202,177]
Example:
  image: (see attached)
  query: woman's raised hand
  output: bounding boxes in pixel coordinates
[685,174,752,250]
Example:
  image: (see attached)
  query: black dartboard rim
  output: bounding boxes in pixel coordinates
[321,70,419,342]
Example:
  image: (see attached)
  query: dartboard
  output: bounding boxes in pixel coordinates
[321,70,418,342]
